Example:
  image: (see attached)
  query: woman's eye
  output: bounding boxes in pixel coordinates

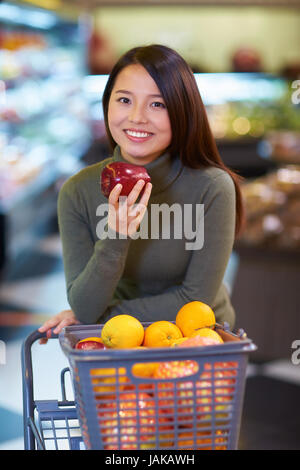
[151,101,166,108]
[118,97,130,104]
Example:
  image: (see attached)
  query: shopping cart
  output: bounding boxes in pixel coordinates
[22,322,256,451]
[22,328,84,450]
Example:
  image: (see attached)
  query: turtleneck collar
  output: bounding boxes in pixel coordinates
[112,146,183,196]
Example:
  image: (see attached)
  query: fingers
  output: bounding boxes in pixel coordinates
[38,315,60,333]
[126,180,145,206]
[108,183,123,206]
[38,316,60,344]
[39,337,48,345]
[128,183,152,219]
[108,180,152,237]
[38,310,78,345]
[138,182,152,208]
[53,317,79,335]
[108,180,148,207]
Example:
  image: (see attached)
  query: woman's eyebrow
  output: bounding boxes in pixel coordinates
[115,89,131,95]
[115,89,163,98]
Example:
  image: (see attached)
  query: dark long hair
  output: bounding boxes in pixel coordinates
[102,44,245,238]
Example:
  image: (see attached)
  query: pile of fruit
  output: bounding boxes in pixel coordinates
[75,300,223,350]
[73,301,237,450]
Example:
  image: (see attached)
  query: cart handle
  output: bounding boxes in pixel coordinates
[21,328,58,450]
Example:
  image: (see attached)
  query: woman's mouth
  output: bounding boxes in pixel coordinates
[124,129,153,142]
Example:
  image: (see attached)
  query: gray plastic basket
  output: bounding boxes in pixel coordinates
[59,322,256,450]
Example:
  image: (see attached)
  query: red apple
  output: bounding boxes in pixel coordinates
[178,335,221,348]
[75,337,106,350]
[101,162,151,198]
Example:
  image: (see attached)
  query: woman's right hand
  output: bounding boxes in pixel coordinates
[108,180,152,237]
[38,309,79,344]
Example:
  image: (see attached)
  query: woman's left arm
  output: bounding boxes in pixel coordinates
[102,172,236,326]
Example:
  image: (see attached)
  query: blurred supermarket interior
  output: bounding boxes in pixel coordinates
[0,0,300,450]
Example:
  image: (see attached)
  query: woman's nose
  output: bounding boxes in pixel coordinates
[129,104,147,123]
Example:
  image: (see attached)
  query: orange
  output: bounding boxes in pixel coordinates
[143,321,183,348]
[91,367,129,393]
[175,301,216,337]
[101,315,144,349]
[90,367,126,377]
[189,328,223,343]
[132,362,159,378]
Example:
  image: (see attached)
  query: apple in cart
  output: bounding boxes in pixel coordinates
[75,337,106,350]
[177,335,221,348]
[101,161,151,198]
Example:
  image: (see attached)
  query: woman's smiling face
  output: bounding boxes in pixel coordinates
[108,64,172,165]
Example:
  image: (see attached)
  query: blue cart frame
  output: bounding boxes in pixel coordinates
[21,329,83,450]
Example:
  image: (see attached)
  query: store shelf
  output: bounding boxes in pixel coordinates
[0,7,91,273]
[0,165,58,214]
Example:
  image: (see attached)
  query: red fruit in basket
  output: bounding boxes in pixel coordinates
[178,335,220,348]
[101,161,151,198]
[75,337,106,350]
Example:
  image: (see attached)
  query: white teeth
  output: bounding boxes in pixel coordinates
[126,130,151,138]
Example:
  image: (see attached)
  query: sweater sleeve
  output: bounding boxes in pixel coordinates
[106,172,236,327]
[58,180,131,324]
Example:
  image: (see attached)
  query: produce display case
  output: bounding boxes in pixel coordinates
[232,163,300,361]
[240,164,300,250]
[212,75,300,362]
[0,4,92,272]
[201,73,299,178]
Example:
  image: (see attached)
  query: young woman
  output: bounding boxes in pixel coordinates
[39,44,244,338]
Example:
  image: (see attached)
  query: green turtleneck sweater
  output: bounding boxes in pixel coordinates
[58,146,236,328]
